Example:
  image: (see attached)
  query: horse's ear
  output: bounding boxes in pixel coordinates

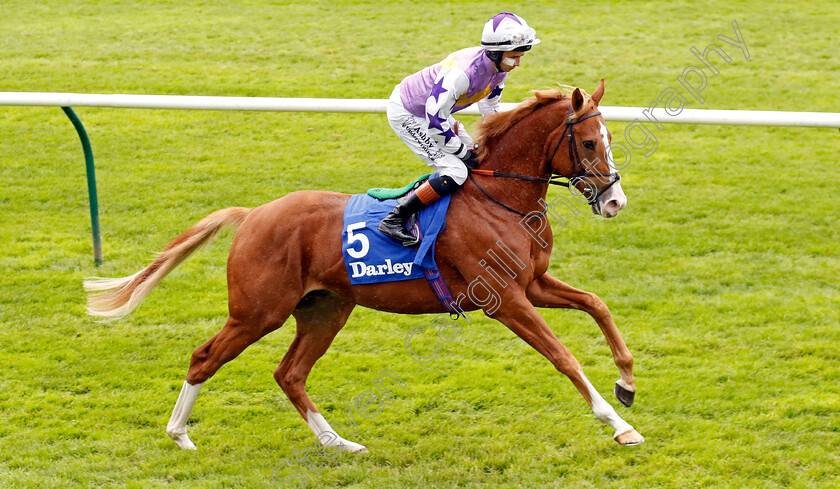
[592,79,605,105]
[572,88,585,113]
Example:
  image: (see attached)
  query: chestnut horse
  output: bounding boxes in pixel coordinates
[85,79,644,452]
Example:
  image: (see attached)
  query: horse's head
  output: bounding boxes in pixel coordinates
[546,79,627,218]
[473,81,627,219]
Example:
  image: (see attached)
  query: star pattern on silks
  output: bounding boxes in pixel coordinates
[427,111,457,144]
[488,84,504,99]
[492,12,521,31]
[429,78,448,103]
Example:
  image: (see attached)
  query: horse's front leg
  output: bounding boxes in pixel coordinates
[526,272,637,408]
[491,294,644,446]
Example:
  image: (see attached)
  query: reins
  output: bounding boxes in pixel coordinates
[468,171,547,218]
[469,106,620,218]
[468,166,571,218]
[469,169,571,187]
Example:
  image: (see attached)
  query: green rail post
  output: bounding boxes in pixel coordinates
[61,106,102,266]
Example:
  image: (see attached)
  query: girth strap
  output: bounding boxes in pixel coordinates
[410,220,463,319]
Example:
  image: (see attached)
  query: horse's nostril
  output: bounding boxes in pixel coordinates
[603,199,623,217]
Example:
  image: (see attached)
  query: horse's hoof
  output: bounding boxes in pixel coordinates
[338,439,368,454]
[614,428,645,446]
[167,429,197,450]
[615,381,635,407]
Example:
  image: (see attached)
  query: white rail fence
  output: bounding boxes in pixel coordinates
[2,92,838,265]
[2,92,840,127]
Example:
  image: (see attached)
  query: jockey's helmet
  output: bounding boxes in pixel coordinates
[481,13,541,52]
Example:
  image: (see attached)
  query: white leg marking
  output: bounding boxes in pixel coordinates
[166,381,203,450]
[580,371,635,439]
[616,378,635,392]
[305,409,368,454]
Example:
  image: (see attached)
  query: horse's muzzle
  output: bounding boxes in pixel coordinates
[594,180,627,218]
[599,198,625,218]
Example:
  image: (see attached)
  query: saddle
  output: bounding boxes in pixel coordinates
[342,177,461,317]
[366,174,430,200]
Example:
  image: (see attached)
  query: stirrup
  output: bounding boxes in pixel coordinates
[404,214,421,246]
[378,214,420,246]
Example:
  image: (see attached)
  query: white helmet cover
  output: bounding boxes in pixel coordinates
[481,13,541,51]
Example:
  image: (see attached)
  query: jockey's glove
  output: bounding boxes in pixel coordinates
[459,149,479,169]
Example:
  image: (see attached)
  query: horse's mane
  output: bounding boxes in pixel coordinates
[473,86,595,161]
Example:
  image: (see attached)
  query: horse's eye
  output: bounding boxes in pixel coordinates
[582,140,595,150]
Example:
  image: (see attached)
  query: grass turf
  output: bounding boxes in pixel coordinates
[1,1,838,487]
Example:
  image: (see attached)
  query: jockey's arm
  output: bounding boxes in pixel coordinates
[424,68,473,159]
[477,81,504,118]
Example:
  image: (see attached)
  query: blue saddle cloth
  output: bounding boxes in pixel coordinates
[342,192,451,285]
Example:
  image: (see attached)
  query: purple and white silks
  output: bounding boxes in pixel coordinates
[396,47,506,158]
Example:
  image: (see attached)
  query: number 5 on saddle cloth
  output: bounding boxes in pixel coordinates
[342,174,461,317]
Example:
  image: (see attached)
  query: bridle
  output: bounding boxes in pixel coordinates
[468,106,621,218]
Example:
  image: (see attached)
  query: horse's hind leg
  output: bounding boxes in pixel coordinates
[274,292,367,453]
[166,312,290,449]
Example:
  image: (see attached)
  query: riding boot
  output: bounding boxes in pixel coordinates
[378,176,460,246]
[377,191,427,246]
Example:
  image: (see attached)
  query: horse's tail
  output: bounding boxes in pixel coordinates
[84,207,253,320]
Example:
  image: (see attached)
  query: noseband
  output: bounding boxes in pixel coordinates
[469,106,621,217]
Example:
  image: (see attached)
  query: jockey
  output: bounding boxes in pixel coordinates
[379,12,540,245]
